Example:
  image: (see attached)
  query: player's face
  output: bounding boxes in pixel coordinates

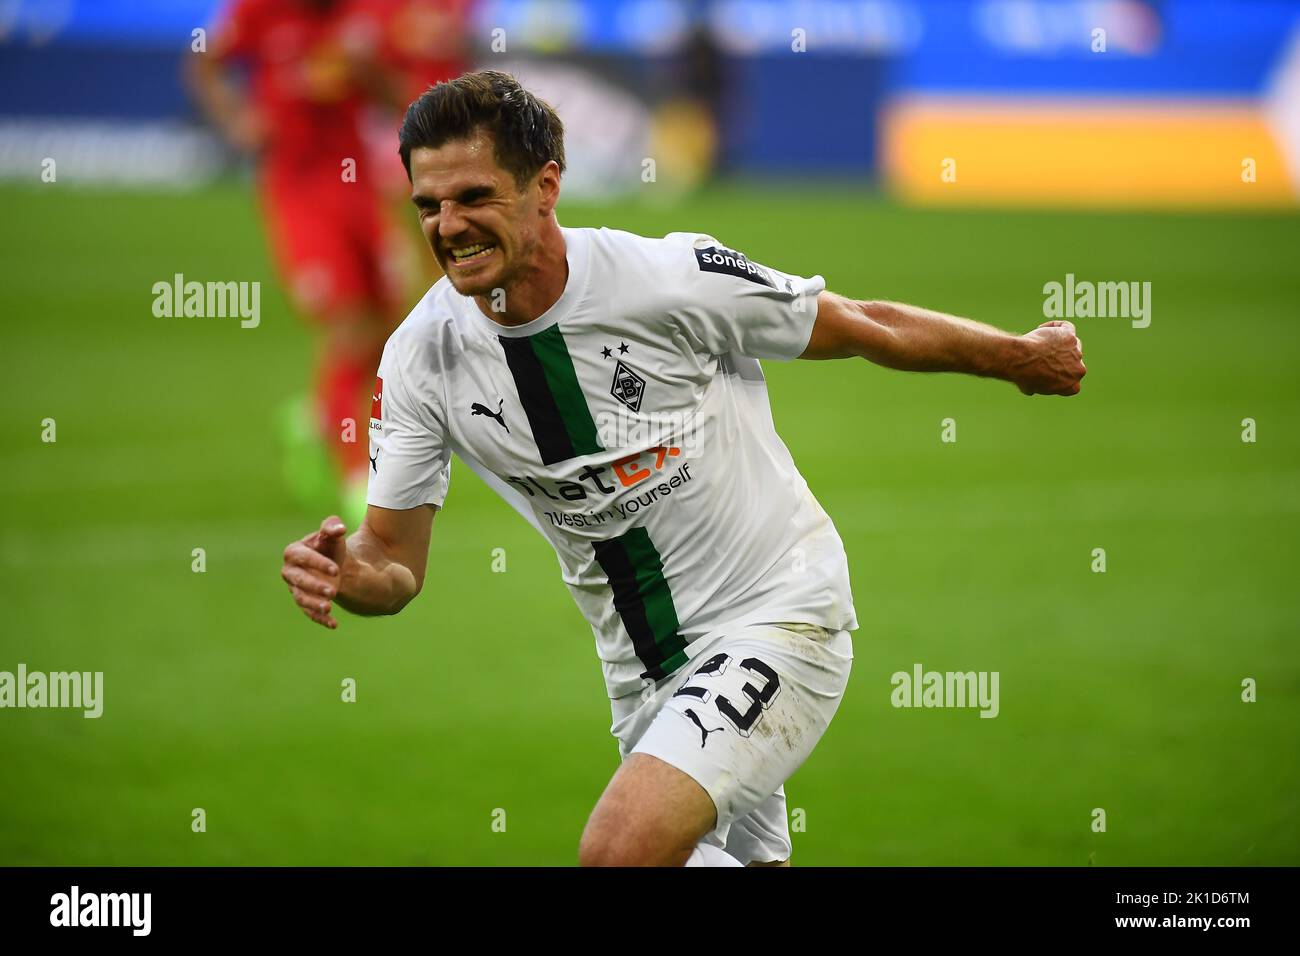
[409,132,545,298]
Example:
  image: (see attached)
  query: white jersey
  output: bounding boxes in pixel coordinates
[367,226,858,698]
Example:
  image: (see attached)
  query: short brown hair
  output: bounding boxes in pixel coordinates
[398,70,566,188]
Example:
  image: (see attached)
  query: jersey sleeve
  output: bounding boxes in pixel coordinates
[366,341,452,510]
[665,233,826,361]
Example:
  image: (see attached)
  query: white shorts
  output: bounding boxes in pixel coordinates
[608,621,854,864]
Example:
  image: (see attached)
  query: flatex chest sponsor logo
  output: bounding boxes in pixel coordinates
[505,445,692,529]
[694,245,775,288]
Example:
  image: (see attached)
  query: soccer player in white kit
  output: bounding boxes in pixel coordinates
[280,71,1086,866]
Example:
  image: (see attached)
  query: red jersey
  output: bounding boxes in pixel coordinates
[211,0,386,170]
[371,0,470,103]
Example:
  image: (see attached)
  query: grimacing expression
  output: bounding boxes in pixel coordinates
[409,131,544,298]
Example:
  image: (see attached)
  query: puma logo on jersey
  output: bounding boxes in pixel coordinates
[684,708,725,748]
[470,398,509,433]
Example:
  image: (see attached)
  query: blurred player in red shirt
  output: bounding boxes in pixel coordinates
[188,0,467,518]
[364,0,471,299]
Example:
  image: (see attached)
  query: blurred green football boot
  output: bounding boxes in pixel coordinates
[276,393,338,514]
[342,470,369,531]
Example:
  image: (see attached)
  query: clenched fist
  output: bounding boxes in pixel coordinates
[281,516,349,629]
[1011,320,1087,396]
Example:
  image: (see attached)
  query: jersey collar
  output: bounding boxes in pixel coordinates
[466,226,591,340]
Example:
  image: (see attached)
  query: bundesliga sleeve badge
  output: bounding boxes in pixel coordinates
[369,377,383,435]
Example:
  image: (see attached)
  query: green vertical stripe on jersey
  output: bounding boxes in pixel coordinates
[623,526,681,657]
[592,526,688,683]
[528,325,603,459]
[498,335,576,465]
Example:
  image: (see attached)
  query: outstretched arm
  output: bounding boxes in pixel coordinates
[281,504,437,629]
[184,35,266,154]
[800,292,1086,396]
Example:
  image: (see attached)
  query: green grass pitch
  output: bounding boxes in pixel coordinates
[1,181,1297,865]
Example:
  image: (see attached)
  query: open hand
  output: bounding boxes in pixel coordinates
[281,516,349,629]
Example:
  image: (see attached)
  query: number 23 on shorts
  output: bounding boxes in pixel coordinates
[671,652,782,737]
